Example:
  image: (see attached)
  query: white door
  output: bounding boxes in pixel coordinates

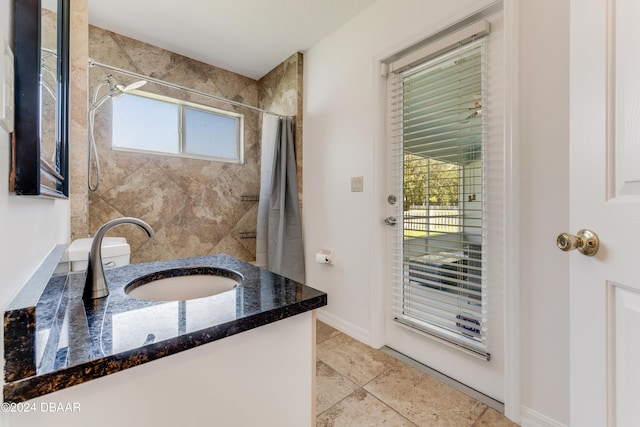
[383,9,505,402]
[570,0,640,425]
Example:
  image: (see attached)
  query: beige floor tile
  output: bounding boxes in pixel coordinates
[473,408,519,427]
[317,333,402,386]
[364,363,486,427]
[317,389,417,427]
[316,360,360,415]
[317,321,342,344]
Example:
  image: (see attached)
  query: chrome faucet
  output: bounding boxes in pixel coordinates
[83,217,154,301]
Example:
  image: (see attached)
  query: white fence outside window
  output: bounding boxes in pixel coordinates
[404,206,461,234]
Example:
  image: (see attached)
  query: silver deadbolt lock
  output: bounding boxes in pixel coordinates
[556,229,599,256]
[387,195,397,205]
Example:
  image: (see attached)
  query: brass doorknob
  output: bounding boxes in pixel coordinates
[556,229,599,256]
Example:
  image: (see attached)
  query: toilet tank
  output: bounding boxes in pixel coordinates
[66,237,131,272]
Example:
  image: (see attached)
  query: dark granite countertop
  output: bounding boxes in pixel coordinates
[3,251,327,402]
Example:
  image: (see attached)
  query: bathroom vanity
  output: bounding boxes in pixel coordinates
[3,249,326,426]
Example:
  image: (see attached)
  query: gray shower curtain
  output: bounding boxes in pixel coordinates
[266,116,305,283]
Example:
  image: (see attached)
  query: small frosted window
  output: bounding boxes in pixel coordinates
[111,92,243,163]
[113,95,179,154]
[184,107,240,161]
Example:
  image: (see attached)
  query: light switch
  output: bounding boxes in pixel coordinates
[351,176,363,192]
[0,35,15,133]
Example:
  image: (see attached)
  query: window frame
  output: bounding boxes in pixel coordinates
[111,90,245,164]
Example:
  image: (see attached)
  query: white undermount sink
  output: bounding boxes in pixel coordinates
[125,267,242,301]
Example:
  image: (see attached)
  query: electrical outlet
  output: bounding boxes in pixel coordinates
[351,176,363,192]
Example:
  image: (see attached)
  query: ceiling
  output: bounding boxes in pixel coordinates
[86,0,380,80]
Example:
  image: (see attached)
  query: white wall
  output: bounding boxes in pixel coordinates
[0,1,70,422]
[303,0,570,425]
[303,0,493,342]
[518,1,570,425]
[0,3,70,303]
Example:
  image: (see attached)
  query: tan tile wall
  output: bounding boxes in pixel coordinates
[70,26,303,264]
[259,52,304,210]
[69,0,89,241]
[79,27,264,263]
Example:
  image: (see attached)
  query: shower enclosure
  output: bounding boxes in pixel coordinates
[72,24,303,265]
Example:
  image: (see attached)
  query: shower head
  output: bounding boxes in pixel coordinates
[89,79,147,111]
[87,78,147,192]
[116,80,147,92]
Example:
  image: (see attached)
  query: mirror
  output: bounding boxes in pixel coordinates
[12,0,70,198]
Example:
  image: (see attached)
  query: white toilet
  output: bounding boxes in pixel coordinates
[56,237,131,273]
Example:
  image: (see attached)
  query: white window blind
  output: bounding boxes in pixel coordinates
[388,38,489,358]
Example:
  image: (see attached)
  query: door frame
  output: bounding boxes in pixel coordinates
[370,0,521,421]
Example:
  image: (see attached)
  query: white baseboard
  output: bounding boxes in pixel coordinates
[520,406,568,427]
[316,308,371,345]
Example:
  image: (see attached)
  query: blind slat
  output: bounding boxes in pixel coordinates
[403,74,483,110]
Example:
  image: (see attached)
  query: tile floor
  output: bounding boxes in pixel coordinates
[315,321,520,427]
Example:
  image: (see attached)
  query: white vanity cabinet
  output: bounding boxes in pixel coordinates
[6,312,316,427]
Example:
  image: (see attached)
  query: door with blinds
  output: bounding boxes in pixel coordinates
[384,9,505,401]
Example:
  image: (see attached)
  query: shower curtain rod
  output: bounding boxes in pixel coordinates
[88,59,286,118]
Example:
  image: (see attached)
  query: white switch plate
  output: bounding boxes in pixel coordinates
[0,34,15,133]
[351,176,363,192]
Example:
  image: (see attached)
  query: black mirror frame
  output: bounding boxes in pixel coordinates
[12,0,70,198]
